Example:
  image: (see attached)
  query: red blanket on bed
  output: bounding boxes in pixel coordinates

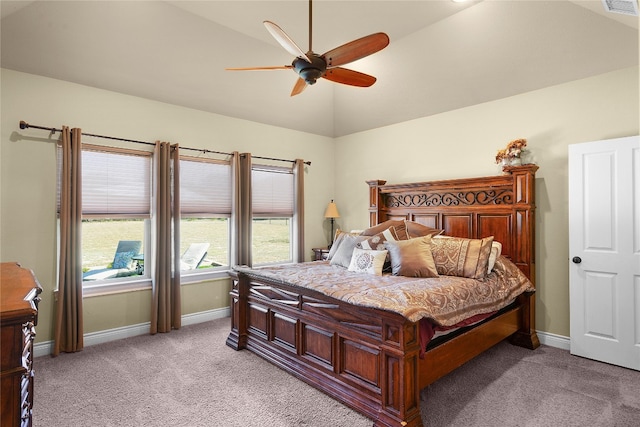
[418,311,496,358]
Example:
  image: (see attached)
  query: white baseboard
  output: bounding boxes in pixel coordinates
[33,307,231,358]
[35,312,569,358]
[181,307,231,326]
[537,330,570,351]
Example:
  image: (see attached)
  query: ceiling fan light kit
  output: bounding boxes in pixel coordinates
[293,55,326,85]
[226,0,389,96]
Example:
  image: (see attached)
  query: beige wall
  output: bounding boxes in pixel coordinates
[333,66,640,337]
[0,69,336,344]
[2,66,638,345]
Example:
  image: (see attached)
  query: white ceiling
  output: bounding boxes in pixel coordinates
[1,1,638,137]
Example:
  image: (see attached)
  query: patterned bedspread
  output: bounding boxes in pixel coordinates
[234,256,534,325]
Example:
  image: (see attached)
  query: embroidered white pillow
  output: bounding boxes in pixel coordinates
[347,248,388,276]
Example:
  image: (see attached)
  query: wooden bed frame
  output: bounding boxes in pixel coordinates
[226,165,539,427]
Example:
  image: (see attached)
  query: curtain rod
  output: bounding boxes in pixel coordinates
[19,121,311,165]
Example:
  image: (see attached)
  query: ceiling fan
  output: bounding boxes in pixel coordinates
[226,0,390,96]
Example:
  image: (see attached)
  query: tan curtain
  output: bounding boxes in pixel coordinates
[293,159,305,263]
[230,152,240,266]
[53,127,83,356]
[150,142,181,334]
[232,152,252,267]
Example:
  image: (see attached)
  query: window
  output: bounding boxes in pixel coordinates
[179,156,231,275]
[252,164,293,265]
[76,146,152,285]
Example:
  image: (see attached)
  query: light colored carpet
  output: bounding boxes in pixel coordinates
[421,337,640,426]
[34,317,640,426]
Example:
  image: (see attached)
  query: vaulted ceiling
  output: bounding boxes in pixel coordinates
[1,1,637,137]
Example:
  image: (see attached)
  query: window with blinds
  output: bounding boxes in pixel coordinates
[82,148,151,217]
[180,157,231,216]
[252,164,293,265]
[179,157,232,271]
[252,165,294,217]
[74,146,152,283]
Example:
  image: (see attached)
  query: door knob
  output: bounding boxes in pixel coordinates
[572,256,582,264]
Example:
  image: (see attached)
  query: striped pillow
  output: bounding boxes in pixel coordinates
[357,226,399,251]
[430,236,494,279]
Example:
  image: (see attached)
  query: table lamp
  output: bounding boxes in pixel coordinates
[324,200,340,249]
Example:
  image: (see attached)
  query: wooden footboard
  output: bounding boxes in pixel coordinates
[226,270,424,427]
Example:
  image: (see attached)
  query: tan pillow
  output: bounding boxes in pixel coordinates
[404,220,443,239]
[361,219,408,240]
[430,235,494,279]
[384,236,439,278]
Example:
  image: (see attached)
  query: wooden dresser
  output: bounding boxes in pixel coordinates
[1,263,42,427]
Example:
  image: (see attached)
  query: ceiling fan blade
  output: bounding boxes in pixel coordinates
[264,21,312,63]
[322,67,377,87]
[226,65,292,71]
[290,78,307,96]
[322,33,389,68]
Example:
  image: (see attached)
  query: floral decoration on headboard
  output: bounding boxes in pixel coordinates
[495,138,527,165]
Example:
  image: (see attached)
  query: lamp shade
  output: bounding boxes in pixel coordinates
[324,200,340,218]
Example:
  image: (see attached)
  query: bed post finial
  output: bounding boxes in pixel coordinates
[366,180,386,226]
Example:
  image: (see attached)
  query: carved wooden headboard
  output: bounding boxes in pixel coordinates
[367,165,538,285]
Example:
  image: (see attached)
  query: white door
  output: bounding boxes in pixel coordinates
[568,135,640,371]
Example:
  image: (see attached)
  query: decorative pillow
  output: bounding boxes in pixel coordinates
[347,248,388,276]
[357,227,399,251]
[357,226,399,271]
[404,220,444,239]
[327,229,360,260]
[430,235,494,279]
[487,241,503,274]
[384,236,439,278]
[330,234,367,268]
[361,219,408,240]
[112,251,136,269]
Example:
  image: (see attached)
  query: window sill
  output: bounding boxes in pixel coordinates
[180,268,231,285]
[82,277,152,298]
[73,269,232,298]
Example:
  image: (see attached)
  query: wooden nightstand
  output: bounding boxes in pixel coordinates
[312,247,330,261]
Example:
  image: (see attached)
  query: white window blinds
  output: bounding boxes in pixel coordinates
[180,158,231,215]
[81,148,151,217]
[252,165,293,217]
